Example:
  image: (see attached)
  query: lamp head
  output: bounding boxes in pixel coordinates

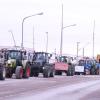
[38,12,43,15]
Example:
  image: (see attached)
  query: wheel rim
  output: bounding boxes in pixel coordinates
[26,67,30,77]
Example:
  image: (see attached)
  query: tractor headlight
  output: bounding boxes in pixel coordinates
[7,60,13,67]
[8,60,11,64]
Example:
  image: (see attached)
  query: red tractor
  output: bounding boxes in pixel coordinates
[55,56,74,76]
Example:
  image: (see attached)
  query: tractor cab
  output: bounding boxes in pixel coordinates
[32,52,50,65]
[6,50,26,60]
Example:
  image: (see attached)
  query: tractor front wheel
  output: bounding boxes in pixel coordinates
[15,66,23,79]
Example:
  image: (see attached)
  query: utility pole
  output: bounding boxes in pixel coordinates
[83,48,84,57]
[46,32,48,52]
[60,4,76,56]
[21,12,43,49]
[33,26,34,52]
[77,42,80,57]
[93,20,95,59]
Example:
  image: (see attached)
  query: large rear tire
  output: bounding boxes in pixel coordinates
[43,70,49,78]
[23,64,30,78]
[67,69,72,76]
[90,68,96,75]
[30,67,33,77]
[50,70,55,77]
[43,66,50,78]
[49,64,55,77]
[0,67,6,80]
[15,66,23,79]
[67,64,74,76]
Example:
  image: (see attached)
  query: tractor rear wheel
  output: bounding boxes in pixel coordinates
[43,68,50,78]
[23,64,30,78]
[67,64,74,76]
[0,67,6,80]
[50,70,55,77]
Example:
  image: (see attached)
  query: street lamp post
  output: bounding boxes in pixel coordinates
[60,24,76,56]
[46,32,48,52]
[33,26,34,51]
[60,4,76,56]
[21,12,43,49]
[93,20,95,59]
[83,48,84,57]
[60,4,63,56]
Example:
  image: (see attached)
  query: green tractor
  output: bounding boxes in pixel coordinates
[5,49,31,79]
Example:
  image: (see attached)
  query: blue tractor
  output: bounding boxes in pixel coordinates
[75,59,96,75]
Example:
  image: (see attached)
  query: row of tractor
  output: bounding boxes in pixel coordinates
[0,48,100,80]
[0,48,57,80]
[0,48,76,80]
[54,56,100,76]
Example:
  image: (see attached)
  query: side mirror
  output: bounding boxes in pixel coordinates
[24,51,26,55]
[50,54,52,57]
[5,53,8,60]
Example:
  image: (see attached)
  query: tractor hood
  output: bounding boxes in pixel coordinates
[7,59,16,64]
[33,60,43,66]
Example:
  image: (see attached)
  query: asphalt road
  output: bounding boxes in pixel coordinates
[0,75,100,100]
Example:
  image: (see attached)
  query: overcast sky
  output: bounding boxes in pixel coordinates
[0,0,100,57]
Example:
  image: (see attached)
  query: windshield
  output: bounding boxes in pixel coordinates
[8,51,21,59]
[33,53,45,61]
[79,60,85,66]
[86,60,91,64]
[58,56,67,63]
